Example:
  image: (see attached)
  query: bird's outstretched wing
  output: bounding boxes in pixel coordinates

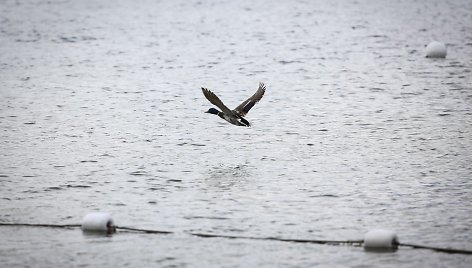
[233,82,265,117]
[201,87,234,115]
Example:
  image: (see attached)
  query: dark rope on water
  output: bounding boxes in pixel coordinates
[116,226,172,234]
[1,222,471,255]
[187,231,364,246]
[398,242,472,255]
[0,223,81,228]
[116,227,363,246]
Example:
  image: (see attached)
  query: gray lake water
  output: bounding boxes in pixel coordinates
[1,0,471,267]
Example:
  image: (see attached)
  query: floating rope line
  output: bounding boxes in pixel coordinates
[0,223,81,228]
[1,222,471,255]
[397,242,472,255]
[113,224,363,246]
[187,232,364,247]
[116,226,172,234]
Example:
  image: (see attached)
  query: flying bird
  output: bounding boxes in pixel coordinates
[202,82,266,127]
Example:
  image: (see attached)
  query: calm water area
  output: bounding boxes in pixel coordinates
[1,0,471,267]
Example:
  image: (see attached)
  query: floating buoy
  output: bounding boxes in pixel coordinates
[426,41,447,58]
[81,212,116,233]
[363,229,398,252]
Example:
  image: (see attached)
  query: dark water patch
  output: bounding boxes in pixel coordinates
[368,34,388,38]
[0,175,9,177]
[53,35,97,43]
[351,25,367,30]
[45,186,63,191]
[64,184,92,188]
[167,179,182,183]
[63,134,82,138]
[226,228,246,233]
[148,187,167,191]
[279,60,302,65]
[190,143,206,147]
[185,215,230,220]
[309,194,340,198]
[130,171,147,176]
[21,190,40,194]
[400,92,423,96]
[80,160,98,163]
[446,62,466,68]
[15,30,41,43]
[44,184,83,192]
[111,203,126,206]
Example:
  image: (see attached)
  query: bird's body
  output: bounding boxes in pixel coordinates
[207,107,251,126]
[202,83,266,127]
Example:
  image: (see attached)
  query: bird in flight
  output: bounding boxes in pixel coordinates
[202,82,266,127]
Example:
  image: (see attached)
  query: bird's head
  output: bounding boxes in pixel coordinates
[205,108,219,115]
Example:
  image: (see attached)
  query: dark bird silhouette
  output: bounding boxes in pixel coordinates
[202,82,266,127]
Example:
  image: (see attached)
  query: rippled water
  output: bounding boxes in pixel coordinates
[1,0,471,267]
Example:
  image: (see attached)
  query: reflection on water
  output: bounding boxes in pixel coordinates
[205,163,251,190]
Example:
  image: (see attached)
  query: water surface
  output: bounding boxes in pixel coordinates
[1,0,471,267]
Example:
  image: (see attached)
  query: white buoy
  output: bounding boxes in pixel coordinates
[81,212,116,233]
[363,229,398,252]
[426,41,447,58]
